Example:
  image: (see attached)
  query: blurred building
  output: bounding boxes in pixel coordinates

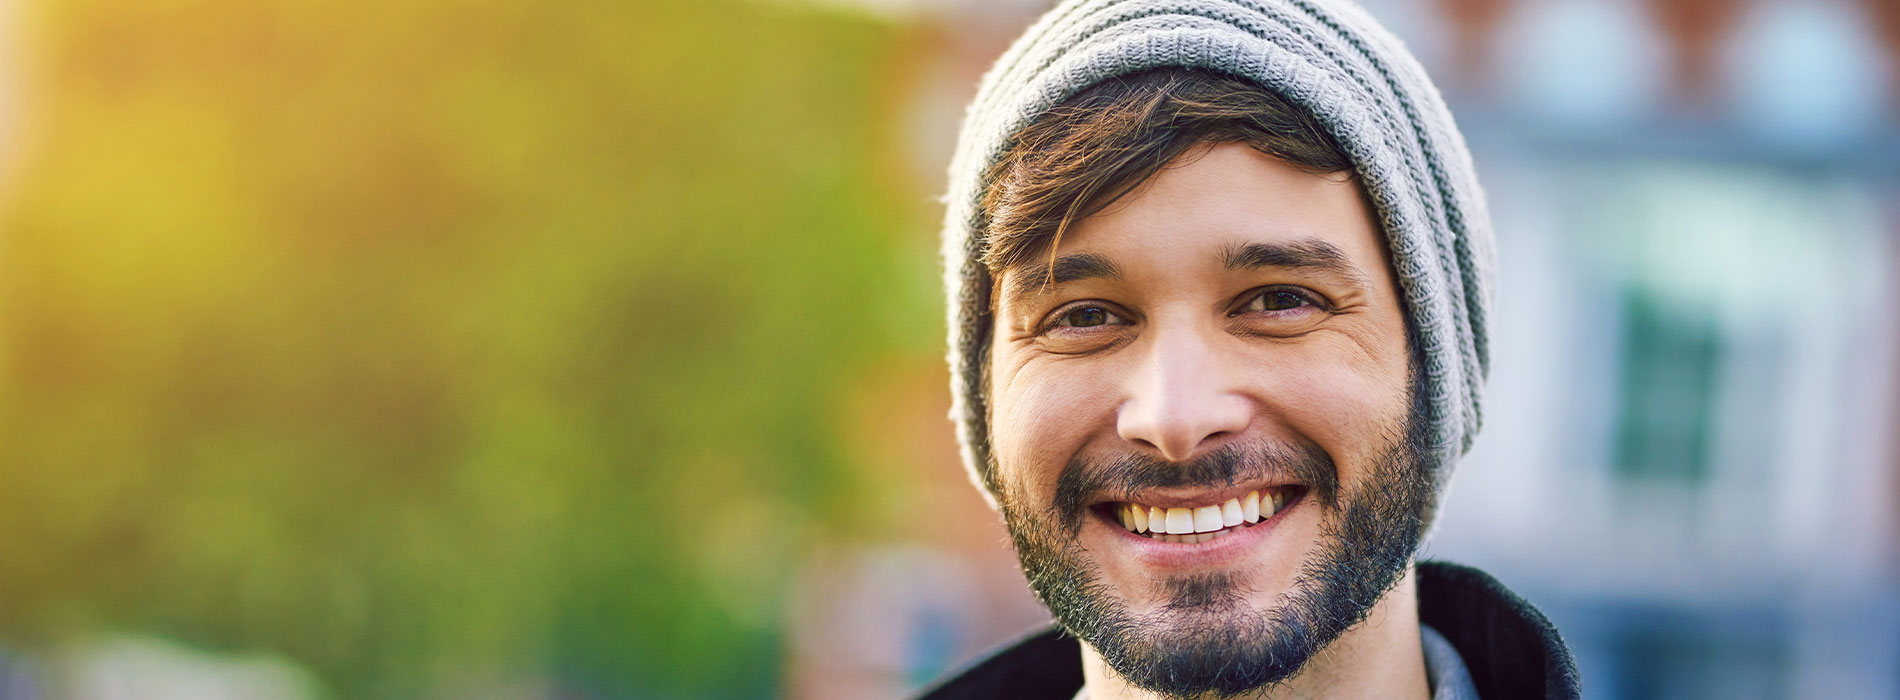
[1403,1,1900,699]
[788,1,1900,699]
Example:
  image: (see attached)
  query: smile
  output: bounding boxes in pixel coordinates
[1105,487,1301,543]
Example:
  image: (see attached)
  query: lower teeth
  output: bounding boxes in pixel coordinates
[1147,526,1244,544]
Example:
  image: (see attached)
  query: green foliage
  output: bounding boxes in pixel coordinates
[0,0,933,696]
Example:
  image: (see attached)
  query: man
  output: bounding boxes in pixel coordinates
[921,1,1581,699]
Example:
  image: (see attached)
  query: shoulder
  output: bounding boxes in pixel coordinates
[1417,561,1583,700]
[912,626,1083,700]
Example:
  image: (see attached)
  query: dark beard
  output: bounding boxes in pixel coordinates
[996,418,1433,699]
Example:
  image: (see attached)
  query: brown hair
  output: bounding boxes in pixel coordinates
[979,68,1354,277]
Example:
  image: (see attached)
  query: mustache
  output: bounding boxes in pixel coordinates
[1050,441,1340,534]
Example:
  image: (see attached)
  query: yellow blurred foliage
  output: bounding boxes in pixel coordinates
[0,0,938,696]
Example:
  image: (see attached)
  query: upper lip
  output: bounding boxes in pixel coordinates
[1089,481,1299,509]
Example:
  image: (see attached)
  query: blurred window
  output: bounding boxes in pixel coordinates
[1611,288,1721,484]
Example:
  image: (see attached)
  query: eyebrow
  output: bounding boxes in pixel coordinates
[1002,238,1371,301]
[1223,239,1370,289]
[1007,251,1122,299]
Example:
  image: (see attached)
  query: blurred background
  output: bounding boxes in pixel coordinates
[0,0,1894,698]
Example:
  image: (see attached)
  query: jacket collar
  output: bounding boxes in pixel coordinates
[1415,561,1581,699]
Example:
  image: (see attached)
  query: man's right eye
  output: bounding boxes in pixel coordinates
[1050,305,1123,329]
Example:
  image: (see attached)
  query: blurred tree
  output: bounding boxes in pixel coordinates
[0,0,935,697]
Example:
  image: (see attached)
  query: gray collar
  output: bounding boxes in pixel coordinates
[1422,622,1480,700]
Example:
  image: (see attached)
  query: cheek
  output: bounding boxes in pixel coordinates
[987,358,1121,497]
[1248,338,1409,465]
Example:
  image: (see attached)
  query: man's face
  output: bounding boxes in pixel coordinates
[987,143,1431,696]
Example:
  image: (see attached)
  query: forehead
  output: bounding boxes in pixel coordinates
[995,143,1388,298]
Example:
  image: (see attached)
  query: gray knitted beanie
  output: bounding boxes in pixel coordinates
[942,0,1494,505]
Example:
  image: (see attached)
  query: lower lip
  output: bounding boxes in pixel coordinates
[1098,497,1302,570]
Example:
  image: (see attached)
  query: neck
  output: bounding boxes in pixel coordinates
[1077,566,1429,700]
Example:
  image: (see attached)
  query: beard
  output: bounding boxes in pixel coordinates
[994,413,1434,699]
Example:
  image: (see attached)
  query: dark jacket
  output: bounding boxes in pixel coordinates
[916,561,1580,700]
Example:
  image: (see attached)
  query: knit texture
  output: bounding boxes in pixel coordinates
[942,0,1494,505]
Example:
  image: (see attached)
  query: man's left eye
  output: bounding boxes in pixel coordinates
[1238,288,1318,314]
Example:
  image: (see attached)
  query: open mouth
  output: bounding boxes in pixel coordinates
[1096,486,1304,544]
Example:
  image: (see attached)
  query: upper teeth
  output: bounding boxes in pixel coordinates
[1114,488,1288,536]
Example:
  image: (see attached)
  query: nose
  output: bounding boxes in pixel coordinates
[1115,328,1253,462]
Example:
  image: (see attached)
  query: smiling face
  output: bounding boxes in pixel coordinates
[986,142,1432,696]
